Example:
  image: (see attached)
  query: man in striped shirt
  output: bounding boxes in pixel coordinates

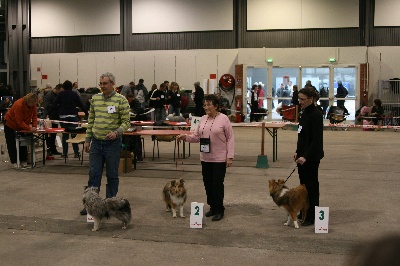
[80,72,130,215]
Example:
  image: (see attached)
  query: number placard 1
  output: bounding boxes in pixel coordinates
[190,202,205,228]
[315,207,329,233]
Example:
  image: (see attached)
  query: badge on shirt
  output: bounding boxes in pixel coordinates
[298,125,302,134]
[161,95,165,98]
[108,106,116,113]
[200,138,210,153]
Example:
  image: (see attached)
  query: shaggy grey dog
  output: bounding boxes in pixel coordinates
[82,187,131,231]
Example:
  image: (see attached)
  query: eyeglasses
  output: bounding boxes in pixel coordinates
[99,82,110,86]
[203,103,214,108]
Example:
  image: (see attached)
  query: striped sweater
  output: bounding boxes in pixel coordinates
[85,91,130,142]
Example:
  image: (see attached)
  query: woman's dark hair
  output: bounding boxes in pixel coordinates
[299,87,318,99]
[204,94,220,110]
[374,98,382,107]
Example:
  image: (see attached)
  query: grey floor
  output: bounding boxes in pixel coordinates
[0,125,399,265]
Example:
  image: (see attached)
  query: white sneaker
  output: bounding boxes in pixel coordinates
[20,162,28,168]
[13,163,20,169]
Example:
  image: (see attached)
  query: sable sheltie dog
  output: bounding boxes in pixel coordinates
[82,187,132,231]
[162,179,187,218]
[268,179,309,229]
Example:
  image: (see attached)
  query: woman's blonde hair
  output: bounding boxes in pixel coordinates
[23,93,38,105]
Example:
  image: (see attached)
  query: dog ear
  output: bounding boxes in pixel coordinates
[91,187,100,193]
[179,178,185,185]
[277,179,285,184]
[170,180,176,186]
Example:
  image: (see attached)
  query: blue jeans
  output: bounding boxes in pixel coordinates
[154,107,166,121]
[168,105,180,116]
[60,116,80,155]
[88,137,122,198]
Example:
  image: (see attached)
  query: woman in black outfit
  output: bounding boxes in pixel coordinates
[294,87,324,226]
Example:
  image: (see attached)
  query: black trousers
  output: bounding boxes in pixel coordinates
[298,160,320,222]
[4,123,28,164]
[201,161,226,215]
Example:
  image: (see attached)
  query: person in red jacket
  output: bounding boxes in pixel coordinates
[4,93,38,169]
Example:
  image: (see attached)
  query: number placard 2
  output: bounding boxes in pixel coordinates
[190,202,205,228]
[315,207,329,233]
[87,213,94,223]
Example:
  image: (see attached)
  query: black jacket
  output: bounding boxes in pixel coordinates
[296,104,324,161]
[194,86,204,106]
[150,89,166,108]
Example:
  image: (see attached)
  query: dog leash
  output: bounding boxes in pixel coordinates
[284,165,298,183]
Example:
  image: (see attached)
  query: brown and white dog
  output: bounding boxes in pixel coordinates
[268,179,309,229]
[162,179,187,218]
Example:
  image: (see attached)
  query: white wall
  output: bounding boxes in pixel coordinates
[247,0,359,30]
[132,0,233,33]
[30,46,400,101]
[31,0,120,37]
[30,49,238,91]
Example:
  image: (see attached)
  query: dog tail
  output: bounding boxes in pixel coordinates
[119,199,131,214]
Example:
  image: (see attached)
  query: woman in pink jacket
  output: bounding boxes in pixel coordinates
[177,94,234,221]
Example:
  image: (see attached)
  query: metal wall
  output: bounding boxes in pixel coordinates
[24,0,400,53]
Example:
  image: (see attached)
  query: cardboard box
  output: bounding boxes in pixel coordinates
[119,158,132,174]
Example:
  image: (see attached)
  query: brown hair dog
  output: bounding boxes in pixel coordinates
[269,179,309,229]
[162,179,187,218]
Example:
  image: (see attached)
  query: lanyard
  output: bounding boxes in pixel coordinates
[201,113,219,138]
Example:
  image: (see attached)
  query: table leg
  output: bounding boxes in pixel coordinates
[265,128,278,162]
[273,128,277,162]
[30,134,34,168]
[41,134,46,166]
[15,132,20,168]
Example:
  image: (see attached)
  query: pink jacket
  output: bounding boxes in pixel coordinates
[186,113,234,162]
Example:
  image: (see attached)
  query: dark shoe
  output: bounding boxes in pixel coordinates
[47,151,53,156]
[80,208,87,215]
[205,210,215,217]
[302,220,314,226]
[212,213,224,221]
[74,153,80,159]
[61,154,68,158]
[51,150,62,155]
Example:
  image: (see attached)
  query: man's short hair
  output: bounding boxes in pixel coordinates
[62,80,73,90]
[100,72,116,84]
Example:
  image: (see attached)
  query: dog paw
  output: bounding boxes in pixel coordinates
[294,225,299,229]
[122,226,127,230]
[173,215,177,218]
[284,222,289,226]
[180,215,185,218]
[165,208,171,212]
[92,228,98,232]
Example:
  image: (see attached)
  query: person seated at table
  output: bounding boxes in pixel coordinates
[370,98,384,125]
[3,93,38,169]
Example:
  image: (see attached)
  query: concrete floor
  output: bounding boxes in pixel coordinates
[0,125,399,265]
